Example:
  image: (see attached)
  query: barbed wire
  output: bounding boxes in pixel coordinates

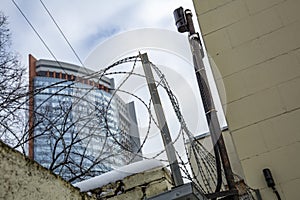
[1,52,257,199]
[149,61,256,199]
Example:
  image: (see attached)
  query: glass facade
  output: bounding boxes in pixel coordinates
[30,59,137,183]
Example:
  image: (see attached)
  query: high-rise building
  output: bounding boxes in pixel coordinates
[28,55,141,183]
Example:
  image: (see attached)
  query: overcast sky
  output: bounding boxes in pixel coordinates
[2,0,198,65]
[2,0,226,159]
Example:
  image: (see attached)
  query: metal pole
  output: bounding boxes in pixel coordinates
[184,9,238,199]
[140,53,184,187]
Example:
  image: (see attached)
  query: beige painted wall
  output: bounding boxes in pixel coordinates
[192,0,300,199]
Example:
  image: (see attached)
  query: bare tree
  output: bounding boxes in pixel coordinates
[0,13,139,183]
[30,81,127,183]
[0,11,27,151]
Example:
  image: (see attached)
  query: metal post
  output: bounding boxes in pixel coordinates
[174,8,238,199]
[186,9,238,197]
[140,53,184,187]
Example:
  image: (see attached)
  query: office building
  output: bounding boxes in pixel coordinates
[28,55,141,182]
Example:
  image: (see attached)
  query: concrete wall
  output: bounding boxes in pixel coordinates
[85,167,173,199]
[0,140,173,200]
[193,0,300,199]
[0,141,94,200]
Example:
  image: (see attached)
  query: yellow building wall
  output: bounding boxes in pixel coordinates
[192,0,300,199]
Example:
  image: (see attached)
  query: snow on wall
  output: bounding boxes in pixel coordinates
[73,159,164,192]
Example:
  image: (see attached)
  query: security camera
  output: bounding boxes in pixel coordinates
[173,7,188,33]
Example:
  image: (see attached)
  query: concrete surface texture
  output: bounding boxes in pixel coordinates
[192,0,300,199]
[0,141,95,200]
[0,140,173,200]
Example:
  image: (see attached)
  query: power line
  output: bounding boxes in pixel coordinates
[12,0,100,84]
[39,0,85,67]
[11,0,67,72]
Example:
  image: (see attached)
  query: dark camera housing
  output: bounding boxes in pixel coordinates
[173,7,188,33]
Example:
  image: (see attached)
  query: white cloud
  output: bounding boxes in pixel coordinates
[2,0,223,132]
[2,0,197,65]
[1,0,225,161]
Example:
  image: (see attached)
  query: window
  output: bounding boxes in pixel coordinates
[37,71,47,77]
